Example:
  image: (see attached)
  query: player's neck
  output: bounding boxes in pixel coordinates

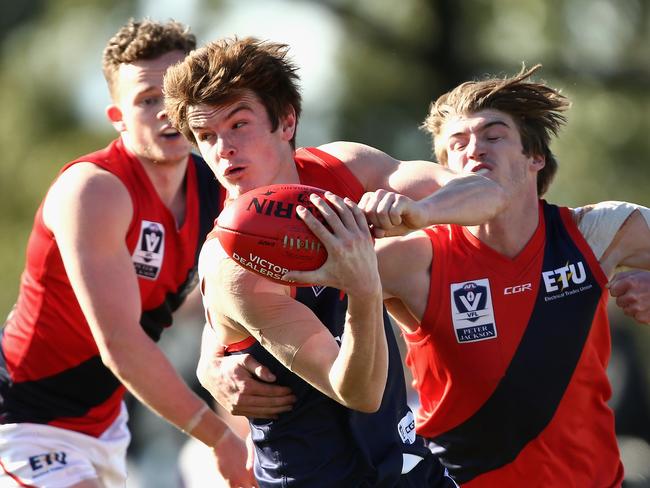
[274,157,301,185]
[139,156,189,227]
[466,191,540,258]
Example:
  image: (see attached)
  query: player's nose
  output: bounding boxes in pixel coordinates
[467,136,487,160]
[216,135,236,160]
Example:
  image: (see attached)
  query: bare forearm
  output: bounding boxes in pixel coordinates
[418,174,506,226]
[101,336,228,447]
[329,292,387,412]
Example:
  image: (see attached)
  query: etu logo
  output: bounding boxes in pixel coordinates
[29,451,67,471]
[542,261,586,292]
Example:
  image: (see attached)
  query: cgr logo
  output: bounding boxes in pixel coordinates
[542,261,586,293]
[504,283,532,295]
[397,410,417,444]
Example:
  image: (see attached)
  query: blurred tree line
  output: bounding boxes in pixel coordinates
[1,0,648,325]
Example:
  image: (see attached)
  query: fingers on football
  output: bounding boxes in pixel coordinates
[295,195,339,246]
[322,191,359,233]
[297,192,363,243]
[341,196,372,237]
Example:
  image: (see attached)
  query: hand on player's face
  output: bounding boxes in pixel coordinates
[358,189,427,238]
[283,192,381,297]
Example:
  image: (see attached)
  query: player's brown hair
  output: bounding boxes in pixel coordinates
[102,18,196,100]
[422,65,570,196]
[163,37,302,148]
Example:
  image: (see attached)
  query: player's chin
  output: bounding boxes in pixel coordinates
[154,146,191,163]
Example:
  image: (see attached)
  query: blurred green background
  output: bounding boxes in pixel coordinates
[1,0,649,486]
[2,0,649,318]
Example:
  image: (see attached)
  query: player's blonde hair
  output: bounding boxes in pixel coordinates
[422,65,570,196]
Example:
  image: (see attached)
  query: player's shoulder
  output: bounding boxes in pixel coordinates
[52,162,128,203]
[44,162,131,232]
[201,238,288,299]
[571,200,643,232]
[316,141,392,166]
[571,200,648,261]
[316,141,397,188]
[376,231,432,279]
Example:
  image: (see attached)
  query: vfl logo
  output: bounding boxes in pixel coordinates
[132,220,165,280]
[29,451,67,472]
[454,284,487,318]
[450,279,497,343]
[141,224,163,261]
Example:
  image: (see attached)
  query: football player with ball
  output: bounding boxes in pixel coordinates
[164,37,507,487]
[186,57,650,486]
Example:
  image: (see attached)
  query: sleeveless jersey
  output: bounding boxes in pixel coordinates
[0,138,222,437]
[207,147,431,487]
[404,201,623,487]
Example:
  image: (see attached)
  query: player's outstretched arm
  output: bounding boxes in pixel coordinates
[320,141,506,235]
[43,163,256,487]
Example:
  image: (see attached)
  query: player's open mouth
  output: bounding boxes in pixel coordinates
[160,126,181,139]
[224,166,245,178]
[471,164,492,174]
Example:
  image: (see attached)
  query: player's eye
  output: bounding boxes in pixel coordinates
[451,142,466,150]
[141,96,160,106]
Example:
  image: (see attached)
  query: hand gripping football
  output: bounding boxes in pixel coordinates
[215,184,329,284]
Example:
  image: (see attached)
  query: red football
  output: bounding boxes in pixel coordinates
[215,184,329,284]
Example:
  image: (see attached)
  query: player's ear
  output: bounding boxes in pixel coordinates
[279,107,296,142]
[106,104,126,132]
[530,153,545,172]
